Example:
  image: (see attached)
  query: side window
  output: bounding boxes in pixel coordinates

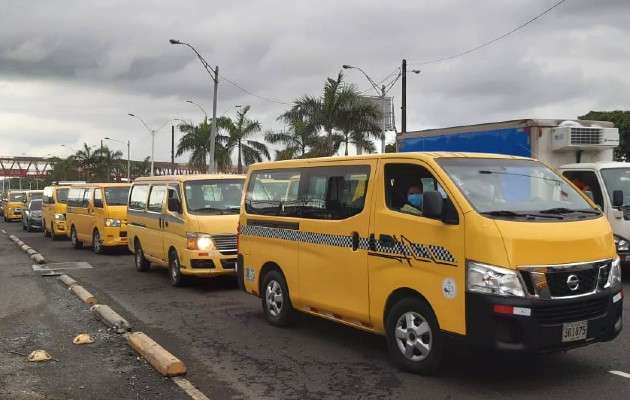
[129,184,149,210]
[385,163,445,217]
[94,189,103,208]
[148,185,166,212]
[82,189,91,208]
[562,171,604,208]
[67,188,83,207]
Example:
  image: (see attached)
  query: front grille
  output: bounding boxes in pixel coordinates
[546,268,598,297]
[570,127,602,145]
[519,260,611,299]
[212,234,237,255]
[119,231,127,238]
[191,260,215,269]
[535,297,608,325]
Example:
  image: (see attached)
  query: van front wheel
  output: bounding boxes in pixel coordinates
[70,226,83,249]
[134,241,150,272]
[169,250,186,287]
[92,230,103,254]
[385,297,444,375]
[262,270,295,327]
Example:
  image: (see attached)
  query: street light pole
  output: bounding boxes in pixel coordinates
[170,39,219,173]
[128,114,178,176]
[104,137,131,182]
[343,64,392,153]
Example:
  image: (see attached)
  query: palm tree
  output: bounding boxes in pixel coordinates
[176,119,212,172]
[264,113,318,160]
[73,143,99,181]
[287,72,381,157]
[95,146,124,182]
[338,97,381,155]
[217,106,270,173]
[131,156,151,178]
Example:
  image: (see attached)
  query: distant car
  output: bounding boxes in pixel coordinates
[22,199,43,232]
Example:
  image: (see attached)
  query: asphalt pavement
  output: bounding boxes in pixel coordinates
[0,227,194,400]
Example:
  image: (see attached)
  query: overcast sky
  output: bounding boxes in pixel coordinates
[1,0,628,166]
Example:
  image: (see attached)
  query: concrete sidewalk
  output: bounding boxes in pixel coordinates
[0,233,192,400]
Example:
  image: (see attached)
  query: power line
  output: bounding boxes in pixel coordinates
[221,75,292,105]
[409,0,567,66]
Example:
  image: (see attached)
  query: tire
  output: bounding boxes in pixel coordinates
[261,270,295,327]
[92,229,103,254]
[134,240,150,272]
[50,223,58,241]
[26,219,32,232]
[169,250,186,287]
[43,220,50,237]
[70,226,83,249]
[22,219,26,230]
[385,297,444,375]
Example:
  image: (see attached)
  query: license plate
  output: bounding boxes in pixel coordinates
[562,320,588,342]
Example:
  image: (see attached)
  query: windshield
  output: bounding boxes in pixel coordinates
[29,200,42,210]
[57,188,69,204]
[104,187,130,206]
[437,158,598,217]
[600,167,630,206]
[9,193,23,202]
[184,179,245,214]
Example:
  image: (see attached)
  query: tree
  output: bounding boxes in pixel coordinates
[47,156,81,182]
[264,113,318,160]
[176,119,212,172]
[95,146,124,182]
[287,72,382,157]
[579,110,630,161]
[131,156,151,178]
[73,143,99,181]
[217,106,270,173]
[338,97,381,156]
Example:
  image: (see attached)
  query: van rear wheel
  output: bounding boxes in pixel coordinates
[134,240,150,272]
[169,250,186,287]
[385,297,444,375]
[261,270,295,327]
[70,226,83,249]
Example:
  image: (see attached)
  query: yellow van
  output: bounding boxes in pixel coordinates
[65,183,131,253]
[127,174,245,287]
[238,152,623,374]
[42,181,85,239]
[22,190,44,205]
[3,190,26,222]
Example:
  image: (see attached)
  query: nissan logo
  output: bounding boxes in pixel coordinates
[567,274,580,291]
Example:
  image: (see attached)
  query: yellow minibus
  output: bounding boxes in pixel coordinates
[238,152,623,374]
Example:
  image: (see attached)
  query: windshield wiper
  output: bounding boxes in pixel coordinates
[193,207,225,214]
[481,210,563,219]
[539,207,600,215]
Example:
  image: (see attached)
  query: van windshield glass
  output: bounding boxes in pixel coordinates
[9,193,23,202]
[184,179,245,214]
[57,188,69,204]
[104,187,130,206]
[437,158,598,218]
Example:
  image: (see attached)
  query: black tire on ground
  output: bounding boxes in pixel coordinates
[26,220,32,232]
[385,297,444,375]
[92,229,103,254]
[43,220,50,237]
[70,226,83,249]
[22,219,26,230]
[134,240,150,272]
[261,269,296,327]
[169,249,186,287]
[51,223,58,241]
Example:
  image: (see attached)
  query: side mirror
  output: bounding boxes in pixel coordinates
[613,190,624,208]
[168,197,181,213]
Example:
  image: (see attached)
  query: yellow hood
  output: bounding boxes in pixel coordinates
[192,214,239,235]
[465,212,615,268]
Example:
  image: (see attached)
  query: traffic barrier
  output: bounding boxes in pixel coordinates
[125,332,186,377]
[70,285,97,304]
[58,274,78,287]
[91,304,132,333]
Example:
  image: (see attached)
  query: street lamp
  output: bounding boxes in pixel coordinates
[61,144,76,154]
[170,39,219,173]
[128,113,178,176]
[104,137,131,182]
[186,100,208,122]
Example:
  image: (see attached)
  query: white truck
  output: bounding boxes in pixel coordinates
[397,118,630,262]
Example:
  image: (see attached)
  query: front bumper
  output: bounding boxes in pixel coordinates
[180,249,236,278]
[465,289,623,352]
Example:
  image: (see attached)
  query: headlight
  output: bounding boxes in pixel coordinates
[614,235,630,252]
[606,256,622,288]
[104,218,121,227]
[54,213,66,220]
[186,232,215,250]
[466,261,525,297]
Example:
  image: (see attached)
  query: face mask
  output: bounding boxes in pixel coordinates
[408,193,422,208]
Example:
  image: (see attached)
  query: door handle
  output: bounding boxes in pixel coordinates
[164,220,169,228]
[351,231,359,251]
[378,234,397,248]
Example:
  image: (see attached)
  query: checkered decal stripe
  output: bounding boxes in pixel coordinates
[241,225,457,264]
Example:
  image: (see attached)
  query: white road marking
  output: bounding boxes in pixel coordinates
[172,377,210,400]
[610,370,630,379]
[32,261,93,271]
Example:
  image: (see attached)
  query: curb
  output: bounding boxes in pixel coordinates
[4,232,47,264]
[91,304,132,333]
[125,332,187,377]
[58,274,78,287]
[70,285,98,304]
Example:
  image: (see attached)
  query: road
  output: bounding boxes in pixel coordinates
[2,220,630,400]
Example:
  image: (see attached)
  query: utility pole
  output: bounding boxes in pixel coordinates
[402,59,407,134]
[171,125,175,175]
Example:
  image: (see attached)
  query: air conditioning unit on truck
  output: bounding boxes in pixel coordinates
[397,118,630,262]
